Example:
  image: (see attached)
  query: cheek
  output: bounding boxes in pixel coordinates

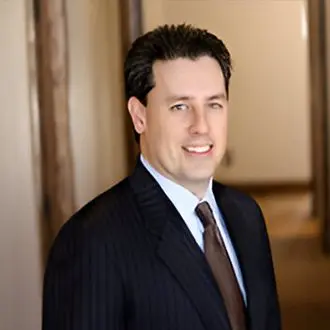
[211,116,227,140]
[145,117,176,151]
[152,114,182,138]
[145,112,162,138]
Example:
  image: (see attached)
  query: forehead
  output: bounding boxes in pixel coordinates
[151,56,226,97]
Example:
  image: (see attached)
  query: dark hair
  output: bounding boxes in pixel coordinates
[124,23,232,142]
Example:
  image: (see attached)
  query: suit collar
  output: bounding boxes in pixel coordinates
[129,160,231,330]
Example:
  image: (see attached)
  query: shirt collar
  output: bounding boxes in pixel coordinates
[140,154,216,219]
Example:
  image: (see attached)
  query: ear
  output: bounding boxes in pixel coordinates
[127,97,147,134]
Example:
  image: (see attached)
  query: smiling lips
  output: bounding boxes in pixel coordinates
[183,145,213,155]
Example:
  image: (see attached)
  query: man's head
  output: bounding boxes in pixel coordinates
[125,24,232,197]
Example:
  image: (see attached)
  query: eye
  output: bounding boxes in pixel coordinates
[170,103,189,111]
[209,102,223,110]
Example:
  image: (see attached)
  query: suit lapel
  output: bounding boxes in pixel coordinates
[213,182,268,330]
[129,161,231,330]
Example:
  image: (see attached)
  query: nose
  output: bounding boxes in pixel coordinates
[189,109,209,135]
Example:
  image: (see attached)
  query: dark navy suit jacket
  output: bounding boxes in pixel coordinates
[42,160,281,330]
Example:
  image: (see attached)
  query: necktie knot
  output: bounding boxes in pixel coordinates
[195,201,216,228]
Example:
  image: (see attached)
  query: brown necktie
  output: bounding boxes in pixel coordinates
[195,201,247,330]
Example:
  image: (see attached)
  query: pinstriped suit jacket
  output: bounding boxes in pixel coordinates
[42,160,281,330]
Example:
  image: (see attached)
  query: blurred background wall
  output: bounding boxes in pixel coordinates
[2,0,330,329]
[66,0,128,209]
[0,1,42,329]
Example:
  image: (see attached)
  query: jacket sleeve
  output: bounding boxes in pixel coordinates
[42,219,125,330]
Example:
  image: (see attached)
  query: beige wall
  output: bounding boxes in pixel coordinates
[0,1,42,329]
[142,0,311,183]
[66,0,128,208]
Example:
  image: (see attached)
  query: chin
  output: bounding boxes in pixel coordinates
[180,162,216,181]
[186,171,214,183]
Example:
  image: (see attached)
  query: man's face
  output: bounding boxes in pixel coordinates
[128,56,228,196]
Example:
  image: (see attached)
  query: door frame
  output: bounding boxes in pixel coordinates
[308,0,330,253]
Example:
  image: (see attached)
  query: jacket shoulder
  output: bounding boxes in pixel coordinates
[46,177,133,265]
[213,180,263,213]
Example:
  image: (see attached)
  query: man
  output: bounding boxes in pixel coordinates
[42,24,281,330]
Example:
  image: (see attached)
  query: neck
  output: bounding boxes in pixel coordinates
[140,153,211,200]
[182,181,210,200]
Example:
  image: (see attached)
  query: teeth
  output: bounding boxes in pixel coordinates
[185,145,211,153]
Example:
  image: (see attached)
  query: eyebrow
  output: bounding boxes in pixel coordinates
[166,93,227,103]
[207,93,227,101]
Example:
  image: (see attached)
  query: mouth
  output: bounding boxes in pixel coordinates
[182,144,213,155]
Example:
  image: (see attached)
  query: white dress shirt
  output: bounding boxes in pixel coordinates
[140,155,247,304]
